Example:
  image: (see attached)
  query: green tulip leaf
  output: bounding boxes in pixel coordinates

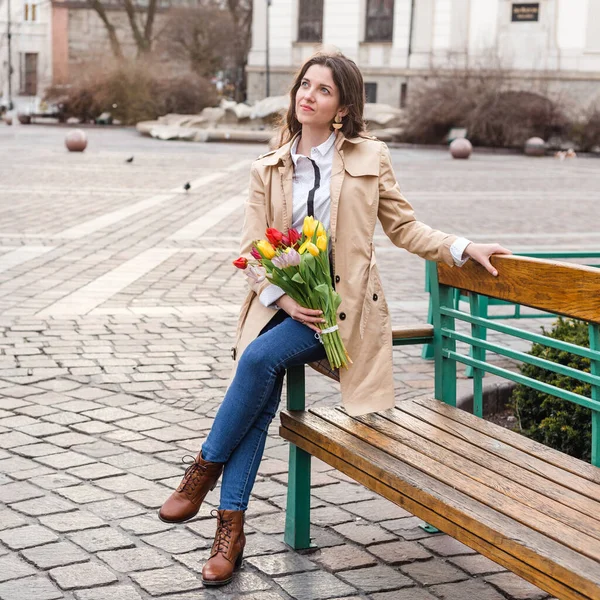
[331,291,342,311]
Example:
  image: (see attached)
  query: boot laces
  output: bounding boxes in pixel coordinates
[177,455,207,494]
[212,509,233,554]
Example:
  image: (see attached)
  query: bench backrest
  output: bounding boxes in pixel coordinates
[430,255,600,466]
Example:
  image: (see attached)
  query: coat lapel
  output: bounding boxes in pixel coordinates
[263,136,296,232]
[278,160,294,231]
[329,133,347,245]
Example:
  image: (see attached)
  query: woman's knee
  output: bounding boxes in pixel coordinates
[238,339,281,374]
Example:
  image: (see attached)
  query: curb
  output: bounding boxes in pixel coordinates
[456,374,517,417]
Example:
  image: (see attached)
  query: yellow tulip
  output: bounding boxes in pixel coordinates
[316,223,325,237]
[298,239,310,254]
[307,243,319,256]
[316,235,327,252]
[256,240,276,259]
[302,216,317,238]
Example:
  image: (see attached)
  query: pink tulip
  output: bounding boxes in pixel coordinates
[244,265,266,283]
[286,248,301,266]
[272,255,287,269]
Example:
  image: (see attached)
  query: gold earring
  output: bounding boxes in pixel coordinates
[332,114,343,130]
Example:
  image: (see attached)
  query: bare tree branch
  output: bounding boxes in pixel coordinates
[143,0,158,48]
[120,0,146,54]
[225,0,252,101]
[160,5,234,77]
[88,0,156,58]
[87,0,124,59]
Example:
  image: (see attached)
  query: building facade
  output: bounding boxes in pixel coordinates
[247,0,600,107]
[1,0,53,112]
[0,0,177,113]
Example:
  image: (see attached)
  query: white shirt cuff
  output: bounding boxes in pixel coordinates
[259,284,286,309]
[450,237,472,267]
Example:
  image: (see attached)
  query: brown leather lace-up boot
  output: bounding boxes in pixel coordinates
[158,452,223,523]
[201,509,246,586]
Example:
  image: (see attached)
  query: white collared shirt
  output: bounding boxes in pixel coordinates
[258,135,471,308]
[290,131,336,232]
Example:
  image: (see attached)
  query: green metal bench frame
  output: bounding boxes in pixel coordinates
[422,252,600,374]
[282,255,600,552]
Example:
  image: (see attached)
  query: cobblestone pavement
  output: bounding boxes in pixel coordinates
[1,124,598,600]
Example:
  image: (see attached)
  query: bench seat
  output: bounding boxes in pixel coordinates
[280,399,600,600]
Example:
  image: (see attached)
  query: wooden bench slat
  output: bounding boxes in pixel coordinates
[280,410,600,599]
[398,401,600,501]
[412,397,600,487]
[437,255,600,324]
[352,408,600,539]
[313,406,600,561]
[280,425,590,600]
[392,325,434,340]
[385,406,600,521]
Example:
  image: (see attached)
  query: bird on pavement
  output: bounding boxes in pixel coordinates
[183,182,191,192]
[126,156,134,163]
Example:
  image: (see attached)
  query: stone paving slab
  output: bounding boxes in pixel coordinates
[0,125,590,598]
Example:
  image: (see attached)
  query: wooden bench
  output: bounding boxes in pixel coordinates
[279,255,600,600]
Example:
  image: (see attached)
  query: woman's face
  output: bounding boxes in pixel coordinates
[295,64,342,130]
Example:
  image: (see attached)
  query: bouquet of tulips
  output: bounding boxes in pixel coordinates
[233,216,351,370]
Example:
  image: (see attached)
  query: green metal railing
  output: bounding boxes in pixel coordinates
[283,366,314,550]
[422,251,600,368]
[429,262,600,467]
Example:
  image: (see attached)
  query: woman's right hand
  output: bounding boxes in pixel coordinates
[276,295,326,334]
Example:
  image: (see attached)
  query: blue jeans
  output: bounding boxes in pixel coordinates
[201,310,326,511]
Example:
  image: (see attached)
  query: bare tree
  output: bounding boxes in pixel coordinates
[87,0,158,58]
[160,2,235,77]
[226,0,252,101]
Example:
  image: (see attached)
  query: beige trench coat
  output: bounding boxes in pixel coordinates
[229,131,458,416]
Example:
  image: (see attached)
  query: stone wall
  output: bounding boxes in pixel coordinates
[66,7,172,79]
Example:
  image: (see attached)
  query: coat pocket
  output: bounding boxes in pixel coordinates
[359,250,380,339]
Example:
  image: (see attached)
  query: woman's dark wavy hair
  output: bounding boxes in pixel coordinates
[276,51,368,147]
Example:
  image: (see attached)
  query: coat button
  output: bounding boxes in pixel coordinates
[339,312,346,320]
[373,294,378,301]
[335,275,340,283]
[231,347,237,360]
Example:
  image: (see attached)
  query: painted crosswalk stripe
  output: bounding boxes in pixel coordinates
[0,246,55,275]
[36,249,178,316]
[54,160,250,240]
[168,191,248,241]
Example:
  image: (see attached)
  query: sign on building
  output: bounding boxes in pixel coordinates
[511,3,540,22]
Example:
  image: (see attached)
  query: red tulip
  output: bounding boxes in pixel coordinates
[288,229,301,246]
[281,234,290,246]
[266,228,283,247]
[233,257,248,269]
[250,247,261,260]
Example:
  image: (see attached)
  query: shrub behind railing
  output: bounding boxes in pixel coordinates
[510,318,592,461]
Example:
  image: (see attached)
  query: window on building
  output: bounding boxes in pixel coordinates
[298,0,323,43]
[23,3,36,21]
[365,82,377,103]
[20,53,38,96]
[365,0,394,42]
[400,82,407,108]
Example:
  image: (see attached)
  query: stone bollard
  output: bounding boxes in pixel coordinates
[450,138,472,159]
[524,137,546,157]
[65,129,88,152]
